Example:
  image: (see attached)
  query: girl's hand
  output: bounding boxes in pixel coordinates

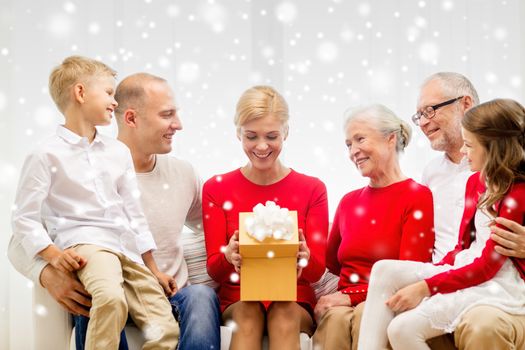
[386,280,430,312]
[297,229,310,279]
[155,272,178,297]
[491,217,525,258]
[225,230,242,272]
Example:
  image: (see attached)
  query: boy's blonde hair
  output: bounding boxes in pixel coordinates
[49,55,117,113]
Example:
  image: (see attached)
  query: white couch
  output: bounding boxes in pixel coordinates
[32,231,338,349]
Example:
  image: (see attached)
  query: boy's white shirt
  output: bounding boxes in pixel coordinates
[11,125,156,265]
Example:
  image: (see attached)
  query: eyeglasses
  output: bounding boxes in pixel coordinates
[411,96,464,125]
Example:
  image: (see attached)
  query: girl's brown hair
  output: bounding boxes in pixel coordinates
[462,98,525,216]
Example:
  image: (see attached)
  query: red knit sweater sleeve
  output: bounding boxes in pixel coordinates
[202,178,236,283]
[398,186,435,262]
[301,180,329,282]
[426,185,525,295]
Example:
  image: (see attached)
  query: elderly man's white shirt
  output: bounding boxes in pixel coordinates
[422,154,472,263]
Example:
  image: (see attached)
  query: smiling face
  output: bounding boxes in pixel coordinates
[239,114,287,172]
[345,118,395,179]
[417,79,464,155]
[460,127,487,172]
[135,80,182,155]
[82,74,118,126]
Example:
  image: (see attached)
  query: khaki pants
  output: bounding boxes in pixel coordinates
[312,302,365,350]
[429,305,525,350]
[75,244,179,350]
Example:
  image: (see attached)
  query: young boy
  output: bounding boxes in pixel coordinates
[11,56,178,350]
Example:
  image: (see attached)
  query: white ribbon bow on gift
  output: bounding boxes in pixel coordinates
[244,201,295,242]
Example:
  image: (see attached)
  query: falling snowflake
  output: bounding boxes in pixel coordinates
[177,62,200,83]
[350,273,359,283]
[275,2,297,24]
[48,14,73,38]
[357,3,371,17]
[34,304,48,317]
[224,320,238,332]
[230,272,240,283]
[418,42,439,64]
[317,42,338,62]
[298,258,308,268]
[143,323,164,342]
[88,22,100,35]
[267,250,275,258]
[413,210,423,220]
[504,197,518,210]
[223,201,233,210]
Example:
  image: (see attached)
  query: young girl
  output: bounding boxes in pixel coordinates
[358,98,525,350]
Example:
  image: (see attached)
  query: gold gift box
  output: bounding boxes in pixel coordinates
[239,211,299,301]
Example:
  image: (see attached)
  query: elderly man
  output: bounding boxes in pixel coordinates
[8,73,221,350]
[414,72,525,349]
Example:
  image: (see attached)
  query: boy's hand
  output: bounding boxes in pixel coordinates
[51,249,87,274]
[156,272,178,297]
[40,245,86,274]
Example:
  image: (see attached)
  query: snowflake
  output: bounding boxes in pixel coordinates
[35,304,48,317]
[224,320,238,332]
[177,62,200,83]
[419,42,440,64]
[223,201,233,211]
[34,105,56,127]
[48,14,73,39]
[143,323,164,342]
[230,272,240,283]
[317,42,338,62]
[298,258,308,268]
[350,273,359,283]
[88,22,100,35]
[275,2,297,24]
[413,210,423,220]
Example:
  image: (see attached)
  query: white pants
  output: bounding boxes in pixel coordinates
[357,260,450,350]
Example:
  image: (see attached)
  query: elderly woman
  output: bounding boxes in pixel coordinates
[312,104,435,350]
[202,85,328,349]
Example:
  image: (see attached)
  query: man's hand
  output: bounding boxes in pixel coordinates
[314,291,351,322]
[386,280,430,312]
[40,264,91,317]
[491,217,525,258]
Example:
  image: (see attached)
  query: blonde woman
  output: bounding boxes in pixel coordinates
[202,86,328,349]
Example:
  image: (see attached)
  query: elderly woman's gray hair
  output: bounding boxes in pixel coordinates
[344,104,412,153]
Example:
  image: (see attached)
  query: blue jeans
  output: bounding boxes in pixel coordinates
[74,284,221,350]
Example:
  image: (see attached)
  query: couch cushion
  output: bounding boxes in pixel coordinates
[180,230,218,289]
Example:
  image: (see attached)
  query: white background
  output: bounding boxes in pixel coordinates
[1,1,524,349]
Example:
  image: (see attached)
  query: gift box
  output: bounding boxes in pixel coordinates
[239,210,299,301]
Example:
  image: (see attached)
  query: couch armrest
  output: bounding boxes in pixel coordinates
[33,283,72,350]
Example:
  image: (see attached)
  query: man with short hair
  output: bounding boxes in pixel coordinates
[8,72,221,350]
[415,72,525,350]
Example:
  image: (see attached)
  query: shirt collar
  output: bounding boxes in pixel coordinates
[56,125,105,147]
